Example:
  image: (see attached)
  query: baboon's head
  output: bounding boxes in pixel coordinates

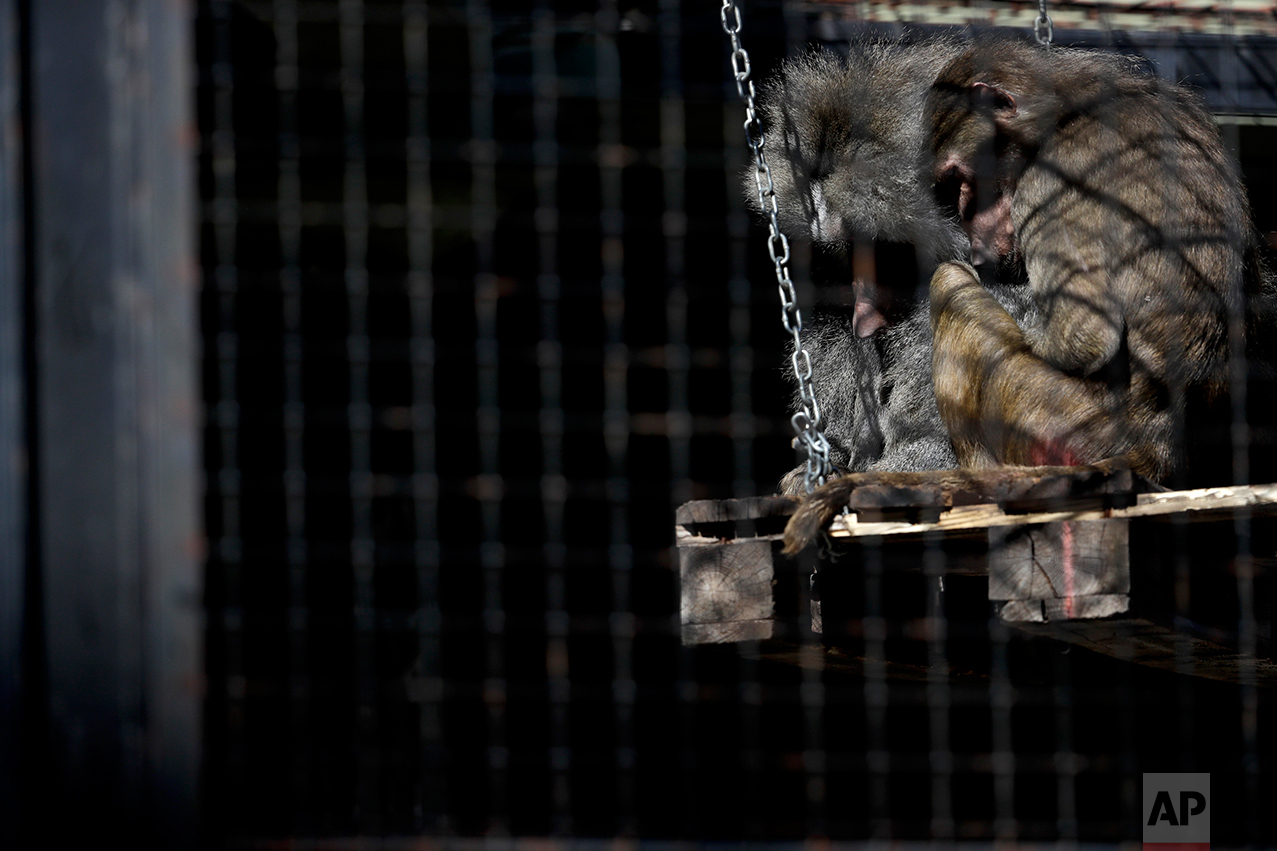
[750,41,969,336]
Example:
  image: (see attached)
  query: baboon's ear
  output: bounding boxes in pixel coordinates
[971,81,1017,116]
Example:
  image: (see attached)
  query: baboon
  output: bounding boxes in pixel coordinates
[927,38,1265,484]
[756,39,1036,493]
[754,37,1271,513]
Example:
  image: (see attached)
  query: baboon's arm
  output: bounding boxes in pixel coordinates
[929,262,1139,472]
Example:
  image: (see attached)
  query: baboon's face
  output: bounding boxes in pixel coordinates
[751,45,968,336]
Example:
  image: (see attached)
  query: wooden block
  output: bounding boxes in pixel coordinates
[679,539,775,644]
[999,593,1130,622]
[988,519,1130,622]
[809,570,822,634]
[681,620,773,644]
[675,495,798,526]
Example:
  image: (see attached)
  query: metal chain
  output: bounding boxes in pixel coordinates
[720,0,834,493]
[1035,0,1053,45]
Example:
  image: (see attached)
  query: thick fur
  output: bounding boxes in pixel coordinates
[756,39,976,495]
[779,275,1042,495]
[927,38,1267,485]
[757,40,969,266]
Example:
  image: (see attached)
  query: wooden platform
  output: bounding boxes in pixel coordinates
[675,466,1277,686]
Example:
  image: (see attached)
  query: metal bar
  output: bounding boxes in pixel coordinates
[403,0,443,831]
[0,0,22,841]
[31,0,199,843]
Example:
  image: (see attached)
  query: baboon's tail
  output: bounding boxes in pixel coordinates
[781,477,856,556]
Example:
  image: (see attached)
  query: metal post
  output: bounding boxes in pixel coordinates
[30,0,199,844]
[0,0,23,844]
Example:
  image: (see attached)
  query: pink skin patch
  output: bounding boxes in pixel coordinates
[851,240,889,338]
[937,157,1015,267]
[1028,441,1081,468]
[966,192,1016,267]
[852,278,888,338]
[1028,442,1082,618]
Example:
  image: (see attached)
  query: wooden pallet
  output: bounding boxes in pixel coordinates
[675,466,1277,686]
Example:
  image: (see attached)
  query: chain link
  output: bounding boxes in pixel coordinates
[1035,0,1053,45]
[721,0,834,492]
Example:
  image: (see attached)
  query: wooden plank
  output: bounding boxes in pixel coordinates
[1013,617,1277,687]
[675,527,784,547]
[675,494,798,526]
[828,481,1277,540]
[1131,482,1277,516]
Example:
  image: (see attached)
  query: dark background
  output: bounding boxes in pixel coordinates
[195,0,1277,844]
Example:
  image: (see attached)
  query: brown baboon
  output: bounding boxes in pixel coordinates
[926,38,1265,483]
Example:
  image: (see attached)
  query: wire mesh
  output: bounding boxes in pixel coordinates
[196,0,1277,845]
